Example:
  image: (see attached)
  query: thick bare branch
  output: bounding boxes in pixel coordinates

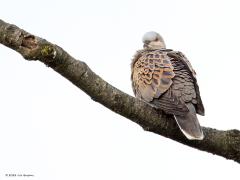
[0,19,240,163]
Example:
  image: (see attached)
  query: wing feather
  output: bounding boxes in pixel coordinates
[167,51,205,115]
[131,50,189,115]
[132,50,174,102]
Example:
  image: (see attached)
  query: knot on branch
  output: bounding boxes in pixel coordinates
[21,35,37,49]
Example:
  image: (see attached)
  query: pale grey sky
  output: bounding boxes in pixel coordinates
[0,0,240,179]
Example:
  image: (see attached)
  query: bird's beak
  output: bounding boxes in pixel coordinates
[143,43,149,48]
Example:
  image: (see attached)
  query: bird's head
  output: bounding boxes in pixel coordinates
[142,31,166,49]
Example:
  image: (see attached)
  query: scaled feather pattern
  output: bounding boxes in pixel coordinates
[131,33,204,140]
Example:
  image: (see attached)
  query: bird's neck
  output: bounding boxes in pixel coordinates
[144,41,166,50]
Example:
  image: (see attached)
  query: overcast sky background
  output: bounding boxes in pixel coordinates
[1,0,240,179]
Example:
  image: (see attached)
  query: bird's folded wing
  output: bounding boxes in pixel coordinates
[167,51,205,115]
[131,50,188,115]
[132,51,175,102]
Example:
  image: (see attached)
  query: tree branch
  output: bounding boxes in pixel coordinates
[1,19,240,163]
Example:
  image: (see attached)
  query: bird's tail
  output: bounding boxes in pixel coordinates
[174,103,204,140]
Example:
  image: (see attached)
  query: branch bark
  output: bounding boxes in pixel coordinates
[1,19,240,163]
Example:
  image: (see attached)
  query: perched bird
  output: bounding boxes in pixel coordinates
[131,31,205,140]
